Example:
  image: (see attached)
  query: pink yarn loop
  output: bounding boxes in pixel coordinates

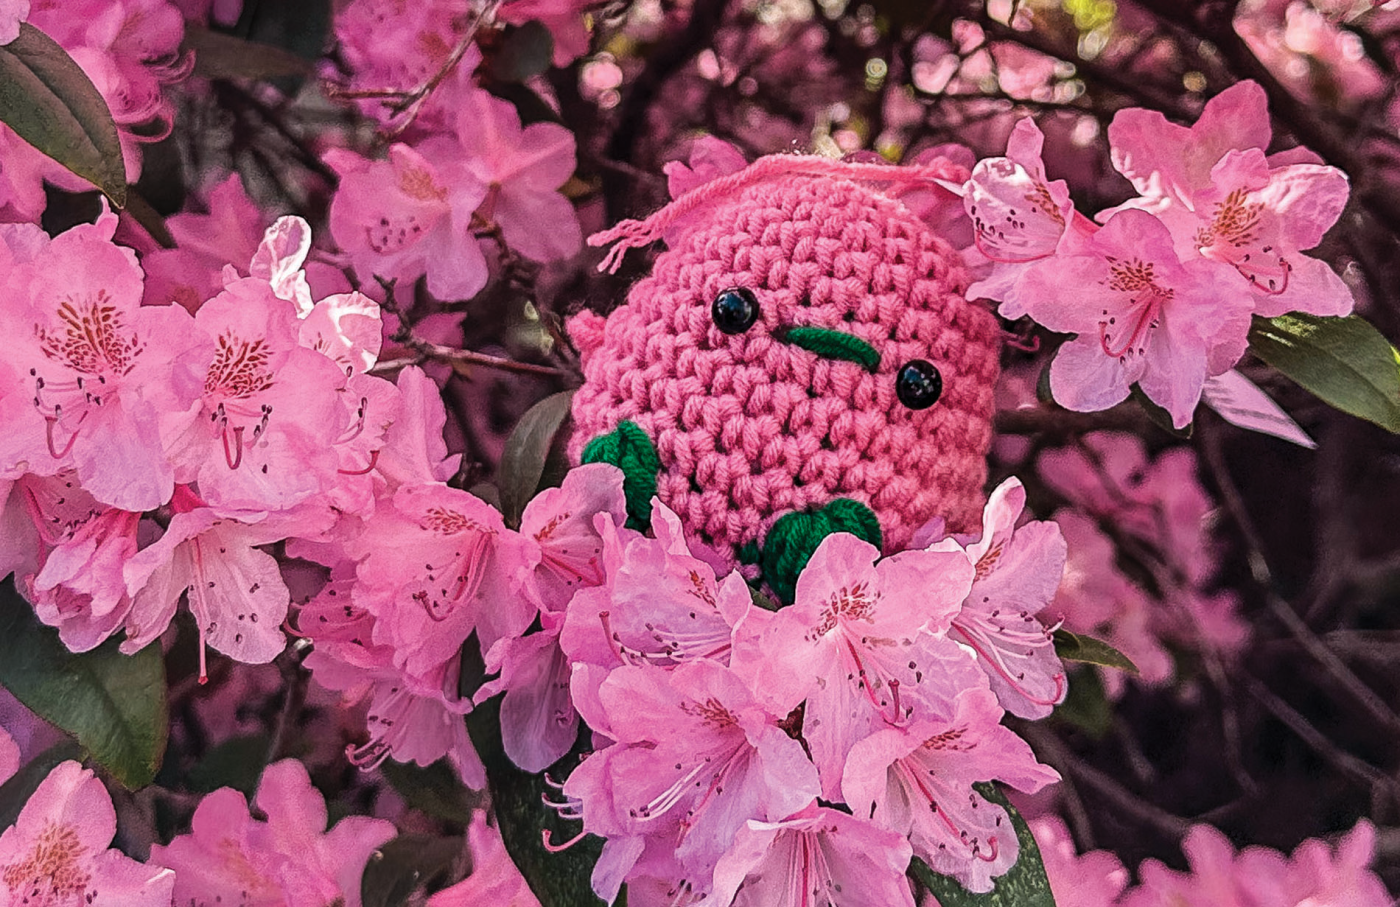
[589,153,966,273]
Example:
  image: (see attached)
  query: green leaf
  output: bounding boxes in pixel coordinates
[0,740,84,832]
[500,390,576,529]
[183,26,315,81]
[1052,665,1112,739]
[491,21,555,82]
[1053,629,1139,674]
[1128,384,1192,438]
[910,782,1056,907]
[361,834,463,907]
[0,23,126,205]
[467,694,619,907]
[380,758,478,825]
[1248,313,1400,433]
[186,734,270,797]
[0,580,168,789]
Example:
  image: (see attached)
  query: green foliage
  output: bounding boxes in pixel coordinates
[910,782,1057,907]
[183,26,315,81]
[361,834,464,907]
[466,693,620,907]
[0,580,168,789]
[1053,629,1139,674]
[1053,665,1113,739]
[380,758,478,825]
[0,23,126,205]
[1248,313,1400,433]
[185,734,271,798]
[491,21,556,82]
[500,390,576,528]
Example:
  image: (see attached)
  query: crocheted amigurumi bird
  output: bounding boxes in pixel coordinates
[569,154,1001,602]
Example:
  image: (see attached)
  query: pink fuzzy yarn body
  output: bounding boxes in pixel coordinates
[571,165,1001,566]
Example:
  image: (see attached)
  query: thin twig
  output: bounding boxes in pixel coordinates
[1199,419,1400,738]
[1242,673,1400,803]
[1023,724,1192,839]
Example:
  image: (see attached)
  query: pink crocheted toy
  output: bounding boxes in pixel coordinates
[569,154,1001,601]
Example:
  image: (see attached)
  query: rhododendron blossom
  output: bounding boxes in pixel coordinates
[0,761,175,906]
[149,759,395,907]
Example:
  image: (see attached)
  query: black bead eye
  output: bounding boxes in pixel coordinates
[712,287,760,335]
[896,359,943,410]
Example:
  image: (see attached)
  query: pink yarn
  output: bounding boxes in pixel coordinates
[570,154,1001,565]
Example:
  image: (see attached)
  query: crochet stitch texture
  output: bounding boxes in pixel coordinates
[570,162,1001,566]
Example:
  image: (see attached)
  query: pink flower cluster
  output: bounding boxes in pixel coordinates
[322,0,586,303]
[0,0,189,222]
[0,210,513,782]
[1039,432,1249,695]
[464,470,1066,903]
[0,757,393,907]
[961,80,1354,428]
[1023,814,1392,907]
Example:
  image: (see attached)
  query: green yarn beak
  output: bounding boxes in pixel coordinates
[758,499,883,605]
[581,420,660,531]
[776,326,880,372]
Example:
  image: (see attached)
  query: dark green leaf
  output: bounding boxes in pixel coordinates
[0,23,126,205]
[186,734,270,797]
[0,740,84,832]
[1053,629,1138,674]
[380,758,478,825]
[909,783,1056,907]
[749,584,781,612]
[1052,665,1112,739]
[183,26,315,81]
[361,834,464,907]
[1129,384,1192,438]
[500,390,575,528]
[492,21,555,82]
[0,580,168,789]
[1248,313,1400,434]
[467,694,619,907]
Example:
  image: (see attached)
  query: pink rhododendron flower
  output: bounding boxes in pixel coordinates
[454,88,582,263]
[561,500,754,675]
[0,760,175,906]
[122,485,329,671]
[1107,80,1352,319]
[428,812,541,907]
[1017,208,1245,428]
[327,142,490,302]
[664,135,748,199]
[165,276,345,511]
[149,758,395,907]
[21,485,141,653]
[842,687,1058,893]
[353,482,524,678]
[732,533,976,799]
[499,0,593,65]
[0,728,16,785]
[927,477,1068,719]
[565,660,820,890]
[963,119,1078,309]
[298,573,486,785]
[1027,816,1129,907]
[1050,509,1173,696]
[332,0,481,130]
[0,0,27,44]
[0,210,205,511]
[141,173,267,311]
[711,803,918,907]
[511,462,627,615]
[1121,821,1392,907]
